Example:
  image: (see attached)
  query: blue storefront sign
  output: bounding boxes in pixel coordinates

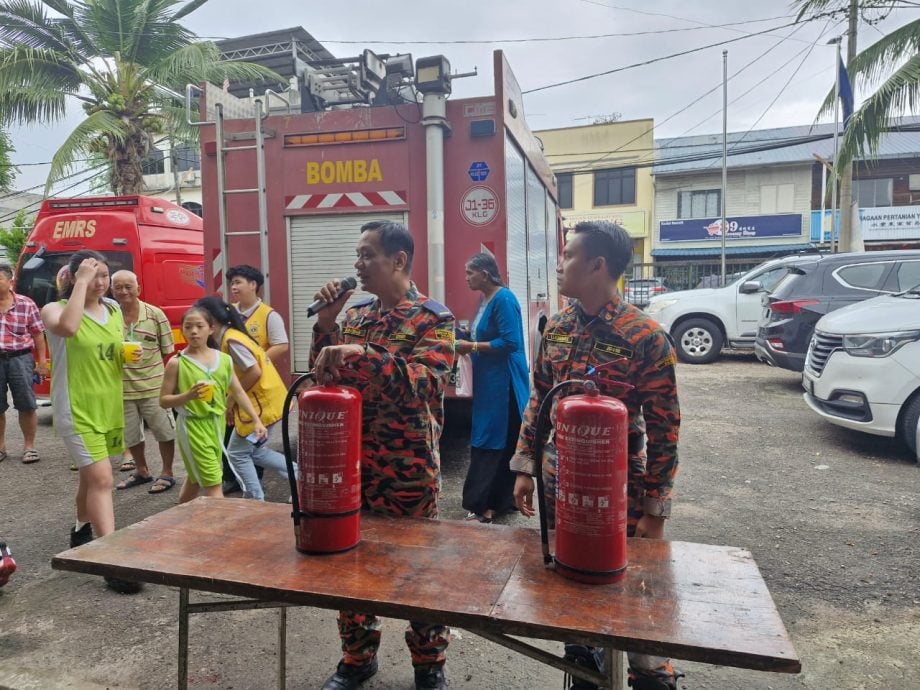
[660,214,802,242]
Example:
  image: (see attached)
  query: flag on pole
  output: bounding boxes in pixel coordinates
[838,56,854,127]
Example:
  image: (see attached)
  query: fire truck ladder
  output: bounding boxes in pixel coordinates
[186,83,294,303]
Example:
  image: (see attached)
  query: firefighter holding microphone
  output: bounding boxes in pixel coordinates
[309,220,455,690]
[511,221,682,690]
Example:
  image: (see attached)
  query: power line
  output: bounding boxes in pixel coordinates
[317,16,807,45]
[698,20,832,170]
[551,22,811,170]
[672,20,839,141]
[522,20,802,94]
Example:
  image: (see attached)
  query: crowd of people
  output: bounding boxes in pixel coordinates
[0,219,682,690]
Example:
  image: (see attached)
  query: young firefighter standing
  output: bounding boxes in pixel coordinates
[310,220,455,690]
[511,221,682,690]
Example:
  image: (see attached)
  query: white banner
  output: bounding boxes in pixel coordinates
[859,205,920,241]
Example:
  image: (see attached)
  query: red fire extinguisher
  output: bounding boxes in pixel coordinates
[533,363,631,584]
[283,374,363,554]
[0,542,16,587]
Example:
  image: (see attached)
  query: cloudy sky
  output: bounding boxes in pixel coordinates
[6,0,913,193]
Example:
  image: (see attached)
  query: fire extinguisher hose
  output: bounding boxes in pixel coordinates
[282,371,315,527]
[532,379,584,569]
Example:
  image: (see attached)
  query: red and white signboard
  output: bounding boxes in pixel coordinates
[461,185,499,226]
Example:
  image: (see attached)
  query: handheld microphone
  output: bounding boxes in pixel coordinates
[307,276,357,317]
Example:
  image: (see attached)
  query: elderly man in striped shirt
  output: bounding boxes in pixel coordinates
[111,270,177,494]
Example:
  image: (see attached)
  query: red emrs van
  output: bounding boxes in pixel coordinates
[15,195,205,401]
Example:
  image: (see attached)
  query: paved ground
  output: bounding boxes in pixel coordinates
[0,354,918,689]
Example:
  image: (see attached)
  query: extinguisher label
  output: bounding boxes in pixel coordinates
[298,402,362,514]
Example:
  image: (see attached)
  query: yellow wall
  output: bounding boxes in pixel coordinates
[537,119,655,264]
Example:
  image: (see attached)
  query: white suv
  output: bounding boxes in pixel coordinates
[802,289,920,461]
[645,255,813,364]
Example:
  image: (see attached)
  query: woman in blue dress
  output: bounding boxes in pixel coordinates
[455,253,530,523]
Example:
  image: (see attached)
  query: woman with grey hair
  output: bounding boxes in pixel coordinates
[455,253,529,523]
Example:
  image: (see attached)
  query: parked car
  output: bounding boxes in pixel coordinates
[624,277,668,308]
[802,288,920,461]
[695,271,745,289]
[646,255,812,364]
[755,250,920,372]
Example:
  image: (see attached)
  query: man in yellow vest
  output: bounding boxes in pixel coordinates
[227,265,289,364]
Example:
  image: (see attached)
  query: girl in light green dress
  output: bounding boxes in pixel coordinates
[160,306,266,503]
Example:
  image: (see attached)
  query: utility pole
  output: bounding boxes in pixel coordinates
[838,0,859,252]
[720,50,728,286]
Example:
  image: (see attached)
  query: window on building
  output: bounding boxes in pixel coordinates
[856,178,893,207]
[760,183,795,214]
[593,167,636,206]
[140,148,165,175]
[677,189,721,219]
[557,173,573,209]
[173,144,201,173]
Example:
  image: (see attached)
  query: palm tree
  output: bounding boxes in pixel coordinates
[0,0,279,195]
[795,0,920,165]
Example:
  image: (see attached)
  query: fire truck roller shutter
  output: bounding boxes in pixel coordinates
[504,133,531,365]
[287,212,407,373]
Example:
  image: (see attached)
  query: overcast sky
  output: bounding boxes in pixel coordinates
[6,0,914,193]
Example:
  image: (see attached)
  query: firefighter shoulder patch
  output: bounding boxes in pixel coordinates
[421,298,453,319]
[655,352,678,370]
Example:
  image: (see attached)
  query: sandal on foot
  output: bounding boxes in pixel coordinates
[116,472,153,490]
[21,449,40,464]
[0,449,7,463]
[119,460,136,472]
[147,476,176,494]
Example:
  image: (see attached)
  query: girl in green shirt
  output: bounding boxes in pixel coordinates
[160,306,266,503]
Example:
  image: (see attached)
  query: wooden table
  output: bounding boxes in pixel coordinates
[52,498,800,689]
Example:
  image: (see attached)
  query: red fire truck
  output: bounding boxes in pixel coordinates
[194,50,559,390]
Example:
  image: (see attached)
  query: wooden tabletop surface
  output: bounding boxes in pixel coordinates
[52,498,800,673]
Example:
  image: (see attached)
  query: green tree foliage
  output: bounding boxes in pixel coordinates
[0,1,280,195]
[0,208,32,263]
[0,129,17,192]
[795,1,920,165]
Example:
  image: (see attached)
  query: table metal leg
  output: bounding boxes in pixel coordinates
[179,587,189,690]
[278,606,287,690]
[605,648,626,690]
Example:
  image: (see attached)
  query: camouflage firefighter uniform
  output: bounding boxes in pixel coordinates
[310,282,455,670]
[509,293,680,686]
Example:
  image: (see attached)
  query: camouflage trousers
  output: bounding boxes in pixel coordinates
[337,611,449,669]
[543,443,678,684]
[337,494,449,670]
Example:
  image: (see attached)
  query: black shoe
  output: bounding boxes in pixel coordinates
[414,666,447,690]
[69,523,93,548]
[564,644,603,690]
[321,659,378,690]
[105,577,144,594]
[221,479,241,495]
[628,678,677,690]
